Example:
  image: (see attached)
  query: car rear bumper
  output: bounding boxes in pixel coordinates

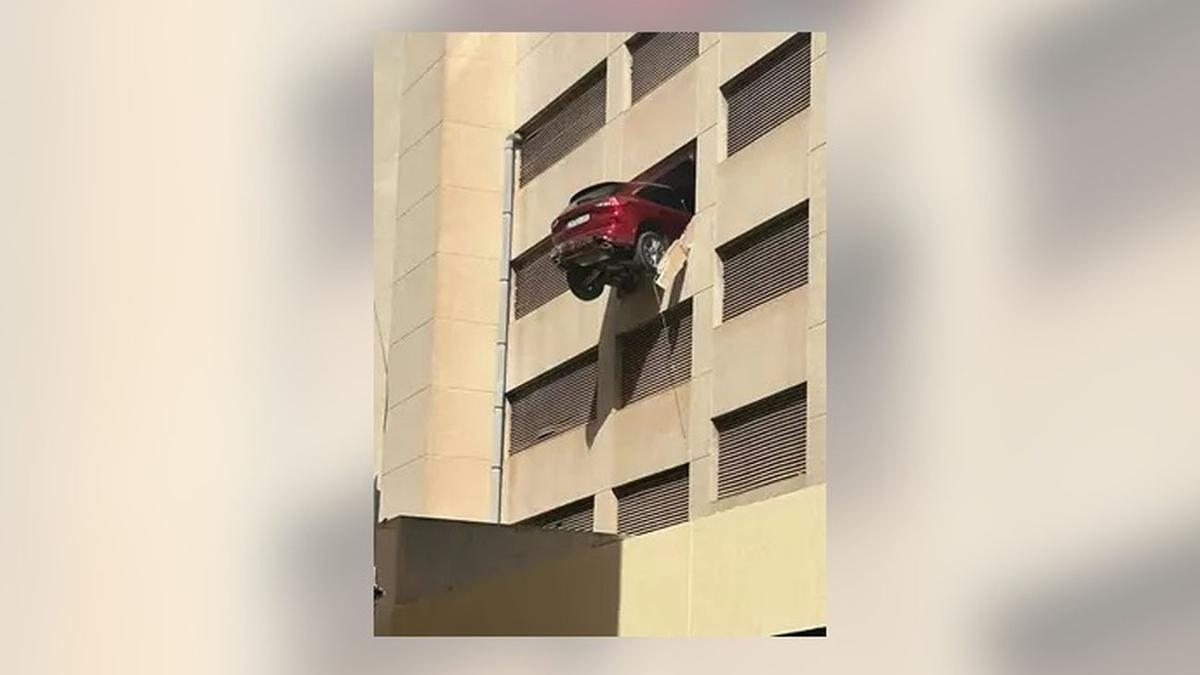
[550,214,636,266]
[551,234,618,267]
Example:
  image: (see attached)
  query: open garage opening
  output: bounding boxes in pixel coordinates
[635,140,697,214]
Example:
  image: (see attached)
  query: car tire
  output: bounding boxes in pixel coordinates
[634,229,667,273]
[566,266,605,301]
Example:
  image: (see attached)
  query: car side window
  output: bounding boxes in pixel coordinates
[639,186,682,211]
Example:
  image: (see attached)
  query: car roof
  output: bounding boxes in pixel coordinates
[568,181,676,203]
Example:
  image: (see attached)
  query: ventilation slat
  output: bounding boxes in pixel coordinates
[716,384,807,499]
[723,33,811,156]
[507,348,598,454]
[620,301,693,406]
[519,64,607,186]
[719,203,809,321]
[616,465,690,536]
[629,32,700,104]
[512,237,568,320]
[520,497,594,533]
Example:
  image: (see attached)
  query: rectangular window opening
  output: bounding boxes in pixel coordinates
[615,464,690,536]
[507,348,599,454]
[718,201,809,321]
[518,496,595,532]
[722,32,811,156]
[628,32,700,104]
[517,63,607,186]
[714,383,807,499]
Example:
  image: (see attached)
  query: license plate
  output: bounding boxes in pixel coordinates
[566,214,590,229]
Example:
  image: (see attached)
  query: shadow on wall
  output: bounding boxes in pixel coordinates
[375,516,623,636]
[584,261,688,448]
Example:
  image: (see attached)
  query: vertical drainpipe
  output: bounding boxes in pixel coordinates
[491,132,521,523]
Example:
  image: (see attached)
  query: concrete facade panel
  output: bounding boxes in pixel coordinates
[380,459,427,519]
[430,318,496,392]
[393,188,439,278]
[396,126,442,216]
[388,321,433,405]
[399,60,444,153]
[426,386,494,463]
[383,388,430,474]
[516,32,609,126]
[390,255,436,339]
[808,231,827,327]
[503,428,594,522]
[422,456,493,522]
[690,484,826,635]
[712,289,808,416]
[715,113,810,247]
[616,525,691,635]
[402,32,446,91]
[444,55,514,130]
[717,32,793,84]
[441,122,508,193]
[434,253,500,326]
[620,61,698,176]
[506,287,607,389]
[437,185,502,261]
[446,32,516,63]
[806,320,826,419]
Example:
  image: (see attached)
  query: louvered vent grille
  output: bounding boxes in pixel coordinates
[518,64,607,186]
[715,383,807,499]
[719,202,809,321]
[629,32,700,104]
[620,301,693,406]
[615,464,690,536]
[512,237,568,320]
[723,32,811,156]
[507,348,598,454]
[520,497,594,532]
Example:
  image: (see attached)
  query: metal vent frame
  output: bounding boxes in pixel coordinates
[512,236,568,320]
[519,496,595,532]
[517,62,608,186]
[714,383,807,499]
[507,347,599,454]
[628,32,700,104]
[722,32,812,157]
[718,201,809,321]
[615,464,690,536]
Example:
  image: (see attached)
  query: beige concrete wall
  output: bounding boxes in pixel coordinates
[377,32,516,521]
[503,32,826,529]
[377,30,827,574]
[376,31,827,636]
[383,483,826,636]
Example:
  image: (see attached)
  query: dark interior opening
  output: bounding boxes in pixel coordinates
[635,140,697,214]
[775,626,827,637]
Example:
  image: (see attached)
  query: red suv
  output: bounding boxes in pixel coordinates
[549,181,692,300]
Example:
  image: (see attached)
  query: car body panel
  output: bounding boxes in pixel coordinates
[550,181,692,267]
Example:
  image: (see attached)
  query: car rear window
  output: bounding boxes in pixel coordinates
[636,185,686,211]
[569,183,623,206]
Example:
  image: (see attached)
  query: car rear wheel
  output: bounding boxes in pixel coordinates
[634,230,667,273]
[566,266,605,301]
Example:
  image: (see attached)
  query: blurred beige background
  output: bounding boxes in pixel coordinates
[3,0,1199,672]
